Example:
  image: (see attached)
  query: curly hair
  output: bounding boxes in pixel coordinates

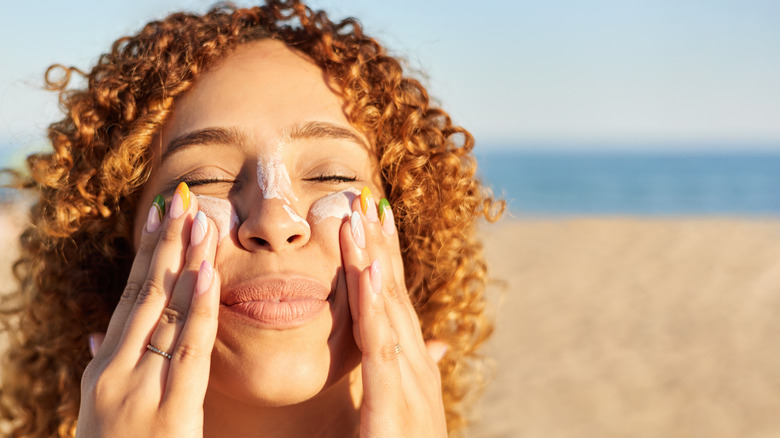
[0,1,503,436]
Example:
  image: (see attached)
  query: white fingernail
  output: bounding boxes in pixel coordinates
[350,211,365,249]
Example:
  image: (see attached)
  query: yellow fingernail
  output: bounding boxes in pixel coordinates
[171,182,190,218]
[360,187,372,215]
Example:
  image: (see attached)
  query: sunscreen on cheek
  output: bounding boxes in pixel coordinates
[196,195,239,242]
[309,188,360,224]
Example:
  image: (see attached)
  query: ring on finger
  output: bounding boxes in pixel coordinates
[395,343,402,355]
[146,343,173,360]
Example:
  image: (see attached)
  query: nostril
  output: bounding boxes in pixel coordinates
[287,234,299,244]
[251,237,270,247]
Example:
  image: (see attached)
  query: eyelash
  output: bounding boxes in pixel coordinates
[182,174,356,188]
[182,177,234,188]
[306,174,358,183]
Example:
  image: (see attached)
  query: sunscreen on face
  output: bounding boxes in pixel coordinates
[309,188,360,224]
[256,147,297,202]
[196,195,239,241]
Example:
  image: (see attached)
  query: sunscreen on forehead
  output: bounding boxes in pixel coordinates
[309,188,360,224]
[196,195,239,241]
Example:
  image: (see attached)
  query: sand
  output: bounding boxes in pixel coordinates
[468,218,780,438]
[2,209,779,437]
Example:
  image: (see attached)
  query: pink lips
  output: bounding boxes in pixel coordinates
[220,278,330,329]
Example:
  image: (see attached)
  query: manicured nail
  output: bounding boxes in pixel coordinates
[350,211,365,248]
[191,211,208,246]
[360,187,371,213]
[196,259,213,295]
[361,187,378,222]
[170,182,190,218]
[88,333,104,357]
[369,259,382,294]
[145,194,165,233]
[378,198,395,235]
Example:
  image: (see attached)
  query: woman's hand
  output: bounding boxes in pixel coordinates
[77,182,221,437]
[340,188,449,437]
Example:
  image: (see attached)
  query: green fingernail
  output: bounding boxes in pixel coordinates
[378,198,391,225]
[152,194,165,221]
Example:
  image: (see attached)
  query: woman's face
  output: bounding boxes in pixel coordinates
[133,40,381,407]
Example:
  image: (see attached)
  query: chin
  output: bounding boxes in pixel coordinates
[206,303,361,408]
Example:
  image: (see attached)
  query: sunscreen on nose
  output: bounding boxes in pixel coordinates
[256,147,297,201]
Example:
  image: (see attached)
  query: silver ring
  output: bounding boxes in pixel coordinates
[146,343,172,360]
[394,343,402,355]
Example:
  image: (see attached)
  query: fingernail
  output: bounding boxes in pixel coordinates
[361,187,378,222]
[378,198,395,235]
[369,259,382,294]
[350,211,365,248]
[170,182,190,218]
[191,211,208,246]
[88,333,103,357]
[145,194,165,233]
[196,259,213,295]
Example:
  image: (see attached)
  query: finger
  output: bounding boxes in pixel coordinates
[376,196,426,338]
[356,191,428,362]
[141,208,217,373]
[100,194,167,357]
[162,261,220,411]
[340,208,370,349]
[114,182,195,363]
[358,260,405,423]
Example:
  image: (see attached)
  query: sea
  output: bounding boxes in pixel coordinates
[1,144,779,216]
[474,149,780,216]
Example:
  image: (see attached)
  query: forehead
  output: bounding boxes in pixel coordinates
[157,39,356,156]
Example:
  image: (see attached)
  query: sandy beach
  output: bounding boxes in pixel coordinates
[1,209,779,437]
[469,218,780,438]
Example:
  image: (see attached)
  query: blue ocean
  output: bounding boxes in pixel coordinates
[1,144,779,216]
[474,150,780,216]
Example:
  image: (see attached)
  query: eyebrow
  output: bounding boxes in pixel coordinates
[161,121,369,163]
[286,121,369,149]
[161,127,247,163]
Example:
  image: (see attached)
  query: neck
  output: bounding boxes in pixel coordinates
[203,369,361,438]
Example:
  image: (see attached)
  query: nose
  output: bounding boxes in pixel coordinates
[237,197,311,251]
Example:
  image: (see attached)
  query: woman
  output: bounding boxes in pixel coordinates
[1,1,502,436]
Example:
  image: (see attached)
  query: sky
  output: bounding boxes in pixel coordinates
[1,0,779,153]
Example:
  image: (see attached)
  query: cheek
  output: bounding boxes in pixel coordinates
[308,188,360,225]
[196,195,239,242]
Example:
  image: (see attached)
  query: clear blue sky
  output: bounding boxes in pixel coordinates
[1,0,779,152]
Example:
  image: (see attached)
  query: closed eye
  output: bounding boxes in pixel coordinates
[304,174,358,183]
[182,177,235,188]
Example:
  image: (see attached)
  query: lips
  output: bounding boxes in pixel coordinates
[221,277,331,329]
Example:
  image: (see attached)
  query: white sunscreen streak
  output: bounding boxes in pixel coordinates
[283,204,310,229]
[256,149,297,201]
[196,195,238,241]
[309,188,360,224]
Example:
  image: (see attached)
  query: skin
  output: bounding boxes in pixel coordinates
[77,40,447,437]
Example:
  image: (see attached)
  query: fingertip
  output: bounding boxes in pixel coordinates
[425,339,449,363]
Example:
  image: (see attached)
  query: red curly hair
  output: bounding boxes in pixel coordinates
[0,1,503,436]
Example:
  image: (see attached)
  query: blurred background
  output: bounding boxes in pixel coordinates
[1,1,779,437]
